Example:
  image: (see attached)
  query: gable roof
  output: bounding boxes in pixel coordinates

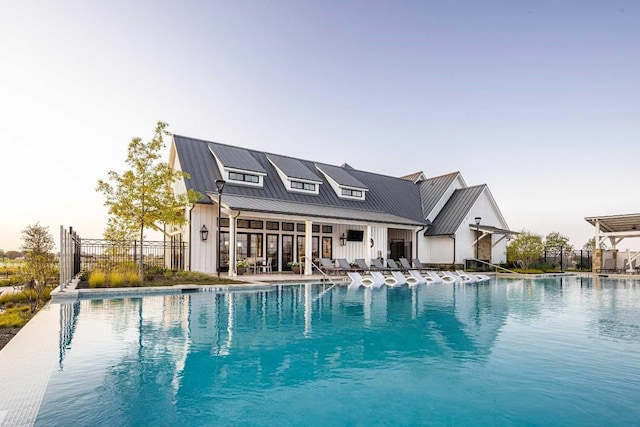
[418,172,461,219]
[173,135,425,225]
[400,171,426,183]
[425,185,485,236]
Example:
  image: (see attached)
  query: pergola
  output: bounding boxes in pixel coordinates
[585,213,640,272]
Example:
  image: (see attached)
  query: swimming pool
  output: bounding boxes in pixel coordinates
[7,277,640,425]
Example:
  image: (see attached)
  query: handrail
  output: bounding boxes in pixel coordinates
[301,256,341,300]
[470,258,520,275]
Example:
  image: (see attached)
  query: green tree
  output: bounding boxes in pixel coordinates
[507,230,544,270]
[583,237,606,251]
[6,251,22,259]
[97,121,201,281]
[21,223,57,312]
[544,232,573,252]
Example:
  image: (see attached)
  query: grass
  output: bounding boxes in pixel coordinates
[0,306,32,328]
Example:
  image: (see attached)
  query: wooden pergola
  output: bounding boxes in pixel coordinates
[585,213,640,272]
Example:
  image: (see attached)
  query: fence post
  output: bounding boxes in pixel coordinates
[560,247,564,272]
[59,225,65,292]
[580,250,583,270]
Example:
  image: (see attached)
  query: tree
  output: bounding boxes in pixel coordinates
[583,237,606,251]
[21,223,57,312]
[544,232,573,253]
[507,230,544,270]
[97,121,201,280]
[6,250,22,259]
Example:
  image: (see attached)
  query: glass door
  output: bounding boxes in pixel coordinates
[282,235,293,271]
[266,234,278,271]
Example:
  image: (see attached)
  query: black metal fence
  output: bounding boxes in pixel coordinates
[80,239,186,272]
[543,249,592,271]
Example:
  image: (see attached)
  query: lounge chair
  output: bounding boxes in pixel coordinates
[347,272,375,289]
[455,270,478,283]
[355,259,372,271]
[390,271,411,286]
[408,270,428,284]
[320,258,343,275]
[425,271,443,283]
[412,258,431,272]
[370,271,396,287]
[371,258,390,271]
[385,259,403,271]
[440,271,460,283]
[598,258,616,273]
[399,258,413,270]
[337,258,357,271]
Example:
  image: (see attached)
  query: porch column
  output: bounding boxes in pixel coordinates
[228,213,237,278]
[365,225,372,265]
[305,220,313,275]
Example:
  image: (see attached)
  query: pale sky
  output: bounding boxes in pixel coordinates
[1,1,638,251]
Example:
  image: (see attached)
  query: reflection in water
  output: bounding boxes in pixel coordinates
[39,277,640,426]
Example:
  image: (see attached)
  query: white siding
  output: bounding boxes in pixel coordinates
[423,236,454,264]
[190,204,217,273]
[331,225,387,262]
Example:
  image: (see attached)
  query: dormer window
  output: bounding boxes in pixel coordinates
[291,181,316,192]
[267,154,322,195]
[229,171,260,184]
[341,188,363,199]
[208,144,266,188]
[316,164,368,201]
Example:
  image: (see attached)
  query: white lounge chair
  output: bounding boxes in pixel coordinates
[475,273,491,282]
[425,271,443,283]
[347,272,375,288]
[370,271,396,287]
[408,270,427,284]
[455,270,478,283]
[440,271,460,283]
[391,271,418,286]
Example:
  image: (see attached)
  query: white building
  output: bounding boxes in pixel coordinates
[169,135,514,276]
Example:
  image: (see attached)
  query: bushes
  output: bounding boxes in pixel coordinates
[87,267,142,288]
[0,287,52,306]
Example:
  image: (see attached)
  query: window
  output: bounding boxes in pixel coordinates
[297,223,305,232]
[291,181,316,191]
[266,221,279,230]
[249,220,263,229]
[312,224,319,233]
[322,225,333,234]
[219,218,229,227]
[341,188,363,198]
[229,171,259,183]
[237,219,250,229]
[282,222,295,231]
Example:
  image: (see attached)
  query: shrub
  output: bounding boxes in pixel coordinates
[0,287,51,306]
[124,271,141,286]
[88,270,107,288]
[109,271,126,287]
[0,306,32,328]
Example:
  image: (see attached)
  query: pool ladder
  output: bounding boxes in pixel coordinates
[301,256,342,301]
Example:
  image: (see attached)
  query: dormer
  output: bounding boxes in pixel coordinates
[267,154,322,195]
[315,163,368,201]
[208,143,266,187]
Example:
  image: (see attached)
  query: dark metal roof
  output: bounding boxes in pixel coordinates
[266,154,322,182]
[208,143,266,174]
[173,135,426,225]
[315,163,368,189]
[426,185,485,236]
[418,172,459,218]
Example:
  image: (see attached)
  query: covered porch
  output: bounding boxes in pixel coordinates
[585,213,640,273]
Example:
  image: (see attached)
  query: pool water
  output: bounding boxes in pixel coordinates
[36,277,640,426]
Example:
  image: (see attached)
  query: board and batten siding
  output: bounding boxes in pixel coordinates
[190,204,217,273]
[424,236,454,264]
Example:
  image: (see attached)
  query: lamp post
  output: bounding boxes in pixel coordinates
[215,179,226,279]
[474,217,481,263]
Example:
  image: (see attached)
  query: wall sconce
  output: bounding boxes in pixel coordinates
[200,225,209,241]
[339,233,347,246]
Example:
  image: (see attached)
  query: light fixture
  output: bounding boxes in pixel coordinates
[200,225,209,241]
[215,179,225,279]
[339,233,347,246]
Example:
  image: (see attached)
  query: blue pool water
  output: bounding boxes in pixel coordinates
[36,277,640,426]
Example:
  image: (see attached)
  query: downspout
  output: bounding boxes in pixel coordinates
[449,234,456,269]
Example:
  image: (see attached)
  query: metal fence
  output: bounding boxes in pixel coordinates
[543,249,592,271]
[80,238,186,272]
[60,226,82,290]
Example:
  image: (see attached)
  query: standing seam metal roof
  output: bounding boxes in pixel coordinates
[418,172,460,219]
[173,135,426,225]
[266,154,322,182]
[315,163,368,189]
[425,185,486,236]
[208,143,266,173]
